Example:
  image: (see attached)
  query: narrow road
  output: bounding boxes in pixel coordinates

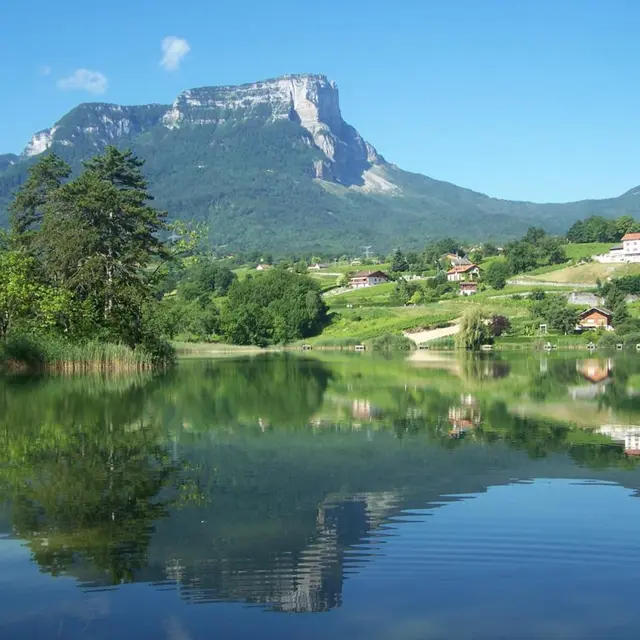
[404,323,460,345]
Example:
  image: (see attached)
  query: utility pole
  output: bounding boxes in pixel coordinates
[362,245,373,260]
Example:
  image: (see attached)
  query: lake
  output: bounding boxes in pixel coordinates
[2,352,640,638]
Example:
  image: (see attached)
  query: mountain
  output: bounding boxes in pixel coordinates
[1,73,639,253]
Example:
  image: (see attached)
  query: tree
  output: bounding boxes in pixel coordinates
[490,315,511,337]
[0,250,70,337]
[36,147,168,346]
[336,274,349,287]
[455,307,490,350]
[612,301,631,327]
[532,296,579,334]
[391,249,409,273]
[9,153,71,244]
[506,241,537,274]
[179,259,236,303]
[484,260,510,289]
[221,270,328,346]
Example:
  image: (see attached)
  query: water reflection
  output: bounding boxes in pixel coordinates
[2,353,640,623]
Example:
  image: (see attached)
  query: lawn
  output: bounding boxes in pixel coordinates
[326,282,397,307]
[308,306,458,343]
[526,262,640,284]
[564,243,614,260]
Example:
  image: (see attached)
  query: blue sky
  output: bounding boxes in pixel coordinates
[1,0,639,202]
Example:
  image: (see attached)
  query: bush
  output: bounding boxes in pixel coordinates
[370,334,415,351]
[623,332,640,347]
[597,333,620,349]
[490,315,511,337]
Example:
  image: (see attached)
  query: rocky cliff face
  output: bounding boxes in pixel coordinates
[22,103,168,158]
[18,74,386,188]
[162,74,385,186]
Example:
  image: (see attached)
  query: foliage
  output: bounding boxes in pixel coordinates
[483,259,510,289]
[0,334,170,371]
[221,269,328,346]
[531,295,580,334]
[455,307,491,350]
[391,249,409,272]
[490,315,511,337]
[9,153,71,245]
[566,215,640,243]
[4,148,174,365]
[504,227,566,274]
[369,333,415,351]
[0,250,71,337]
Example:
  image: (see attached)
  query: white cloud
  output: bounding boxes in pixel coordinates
[160,36,190,71]
[57,69,108,95]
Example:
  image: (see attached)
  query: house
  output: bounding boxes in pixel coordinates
[459,282,478,296]
[256,263,272,271]
[443,253,473,267]
[578,307,613,331]
[622,232,640,258]
[594,232,640,263]
[309,263,329,270]
[349,270,390,289]
[446,264,480,282]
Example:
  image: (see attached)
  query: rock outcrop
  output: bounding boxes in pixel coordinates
[162,74,384,186]
[22,104,168,158]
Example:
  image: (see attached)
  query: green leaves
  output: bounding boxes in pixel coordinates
[221,269,328,346]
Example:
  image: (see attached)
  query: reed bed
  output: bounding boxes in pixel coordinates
[0,336,172,373]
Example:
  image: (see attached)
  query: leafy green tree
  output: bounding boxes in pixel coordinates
[179,258,236,303]
[532,296,579,334]
[221,269,328,346]
[0,250,70,337]
[336,274,349,287]
[455,307,491,350]
[506,241,537,274]
[484,259,510,289]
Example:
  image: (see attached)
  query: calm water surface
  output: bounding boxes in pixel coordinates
[2,352,640,639]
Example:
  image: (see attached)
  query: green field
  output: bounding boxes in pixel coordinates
[564,243,614,260]
[526,261,640,284]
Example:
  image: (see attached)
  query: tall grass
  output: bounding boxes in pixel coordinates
[0,335,173,373]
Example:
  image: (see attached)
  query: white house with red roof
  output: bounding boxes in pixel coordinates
[594,232,640,263]
[349,270,390,288]
[446,264,480,282]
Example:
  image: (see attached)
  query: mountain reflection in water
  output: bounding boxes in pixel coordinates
[2,353,640,638]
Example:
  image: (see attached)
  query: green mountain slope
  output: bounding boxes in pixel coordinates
[1,74,638,253]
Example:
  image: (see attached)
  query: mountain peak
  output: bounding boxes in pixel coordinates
[161,73,382,185]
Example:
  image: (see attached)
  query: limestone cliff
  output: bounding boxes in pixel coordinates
[162,74,385,186]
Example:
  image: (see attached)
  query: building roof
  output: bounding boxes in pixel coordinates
[351,270,389,279]
[447,264,479,274]
[622,233,640,241]
[579,306,612,319]
[460,281,478,288]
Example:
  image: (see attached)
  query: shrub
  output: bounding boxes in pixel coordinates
[597,333,619,349]
[490,315,511,337]
[370,334,415,351]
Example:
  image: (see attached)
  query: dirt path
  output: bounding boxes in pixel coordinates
[404,323,460,345]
